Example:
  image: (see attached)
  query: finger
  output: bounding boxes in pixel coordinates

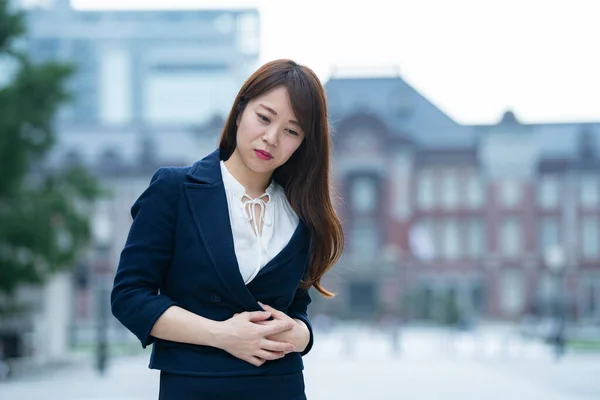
[262,306,288,322]
[246,356,265,367]
[261,339,295,353]
[261,320,294,336]
[255,349,285,361]
[245,311,271,322]
[259,302,280,315]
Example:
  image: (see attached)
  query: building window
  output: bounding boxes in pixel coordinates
[441,218,460,260]
[214,14,234,33]
[144,72,236,124]
[467,218,485,258]
[417,169,435,209]
[466,173,484,208]
[582,218,599,259]
[441,169,459,209]
[500,270,524,316]
[499,180,521,208]
[350,218,380,260]
[580,175,599,207]
[345,128,380,152]
[237,13,259,55]
[500,217,521,257]
[538,175,560,209]
[410,219,437,260]
[350,176,378,213]
[538,217,559,256]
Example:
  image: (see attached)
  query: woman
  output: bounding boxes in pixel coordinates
[111,59,344,399]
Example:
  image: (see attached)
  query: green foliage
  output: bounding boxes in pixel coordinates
[0,0,25,53]
[0,0,103,297]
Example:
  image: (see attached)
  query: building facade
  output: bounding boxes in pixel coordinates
[320,75,600,325]
[26,0,259,127]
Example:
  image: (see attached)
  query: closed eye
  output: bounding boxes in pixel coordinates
[257,113,270,123]
[286,129,299,136]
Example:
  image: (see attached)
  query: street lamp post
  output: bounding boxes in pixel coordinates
[544,245,566,359]
[545,246,565,314]
[91,202,113,375]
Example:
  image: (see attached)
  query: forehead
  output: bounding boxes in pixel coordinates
[251,87,294,114]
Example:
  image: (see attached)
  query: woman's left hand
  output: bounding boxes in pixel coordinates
[254,302,310,354]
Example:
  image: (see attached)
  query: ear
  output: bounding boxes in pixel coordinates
[236,113,241,127]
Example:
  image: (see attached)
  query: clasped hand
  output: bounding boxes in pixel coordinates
[216,303,298,367]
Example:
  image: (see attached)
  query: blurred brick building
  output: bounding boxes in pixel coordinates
[318,73,600,325]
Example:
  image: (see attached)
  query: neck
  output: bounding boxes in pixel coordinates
[224,149,272,198]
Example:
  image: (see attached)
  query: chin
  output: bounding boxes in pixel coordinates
[242,156,276,174]
[251,163,278,175]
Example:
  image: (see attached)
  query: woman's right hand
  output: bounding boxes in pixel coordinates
[213,311,296,367]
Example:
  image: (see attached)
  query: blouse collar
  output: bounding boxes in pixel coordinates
[220,160,276,200]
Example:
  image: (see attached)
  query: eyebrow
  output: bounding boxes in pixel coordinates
[259,104,300,127]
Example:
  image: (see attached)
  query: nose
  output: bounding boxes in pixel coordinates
[262,126,279,147]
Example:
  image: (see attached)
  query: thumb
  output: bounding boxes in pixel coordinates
[246,310,271,322]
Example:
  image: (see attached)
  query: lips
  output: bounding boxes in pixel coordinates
[254,149,273,160]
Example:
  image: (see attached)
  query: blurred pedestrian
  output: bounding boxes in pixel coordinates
[381,312,402,355]
[111,59,344,400]
[549,317,566,360]
[0,342,10,380]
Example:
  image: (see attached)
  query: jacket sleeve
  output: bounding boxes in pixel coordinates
[287,286,314,356]
[110,167,180,348]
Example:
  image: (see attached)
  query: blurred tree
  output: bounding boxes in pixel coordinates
[0,0,103,302]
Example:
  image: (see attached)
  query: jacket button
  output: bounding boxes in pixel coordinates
[210,294,221,302]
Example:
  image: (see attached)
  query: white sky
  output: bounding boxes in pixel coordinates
[67,0,600,125]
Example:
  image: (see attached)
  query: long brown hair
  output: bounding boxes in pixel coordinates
[218,59,344,297]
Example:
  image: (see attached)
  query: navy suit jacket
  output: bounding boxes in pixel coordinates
[111,149,314,377]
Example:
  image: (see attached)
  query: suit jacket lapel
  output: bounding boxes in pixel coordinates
[183,150,260,311]
[257,221,310,277]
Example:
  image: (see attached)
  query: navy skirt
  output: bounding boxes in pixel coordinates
[158,371,307,400]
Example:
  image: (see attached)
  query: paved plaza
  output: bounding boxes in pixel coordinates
[1,327,598,399]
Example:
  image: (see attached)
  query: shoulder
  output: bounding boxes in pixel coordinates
[148,165,191,189]
[133,165,191,213]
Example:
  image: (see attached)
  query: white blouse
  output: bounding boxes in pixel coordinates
[220,161,299,284]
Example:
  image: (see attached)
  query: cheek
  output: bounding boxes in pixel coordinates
[279,139,303,162]
[237,119,256,143]
[240,117,265,140]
